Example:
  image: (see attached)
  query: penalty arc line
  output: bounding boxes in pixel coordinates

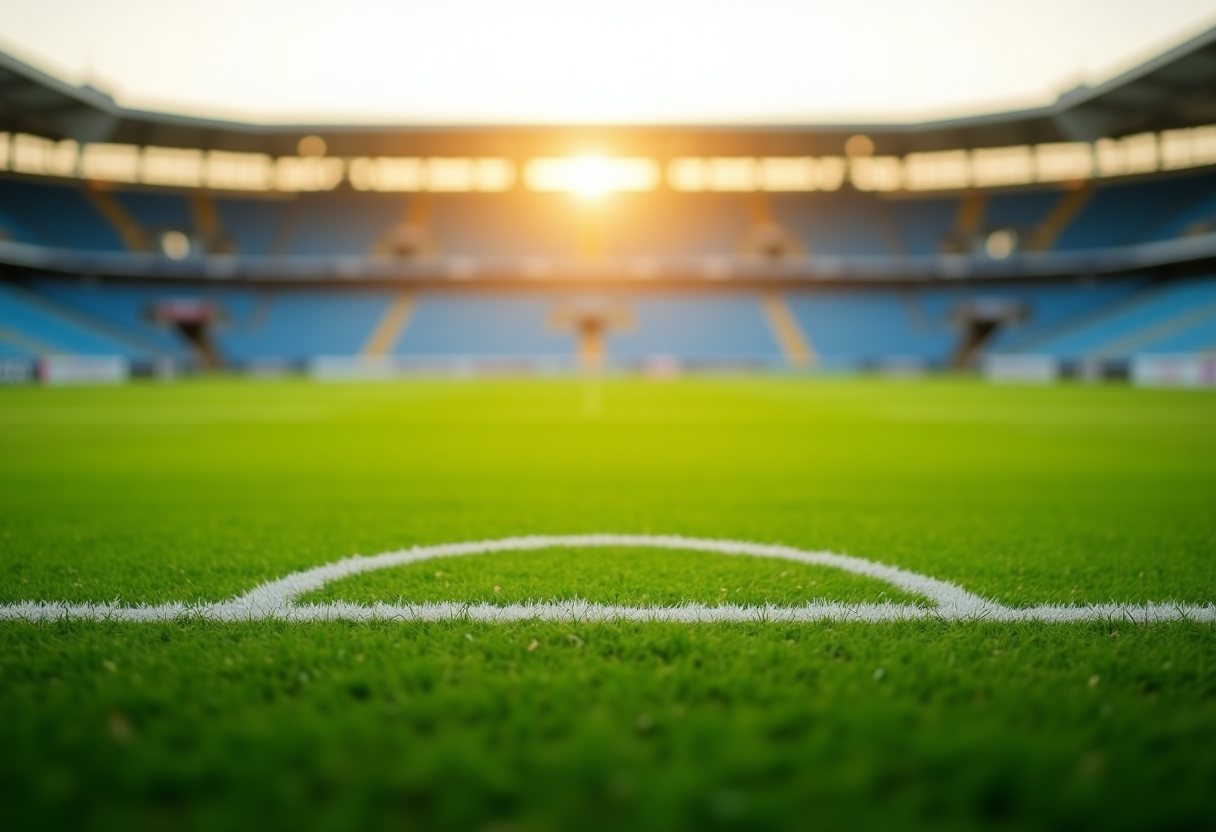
[0,534,1213,624]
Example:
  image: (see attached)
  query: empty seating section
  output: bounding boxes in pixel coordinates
[16,281,397,364]
[1056,174,1216,251]
[1012,278,1216,358]
[606,295,780,364]
[983,281,1145,349]
[29,280,194,356]
[601,195,746,258]
[0,202,45,245]
[431,195,580,258]
[773,193,892,256]
[280,193,403,255]
[1143,185,1216,241]
[985,190,1058,237]
[1139,315,1216,353]
[395,295,572,358]
[396,293,779,365]
[115,191,193,232]
[785,292,954,368]
[215,290,395,362]
[885,197,956,256]
[0,282,152,357]
[2,169,1216,258]
[214,198,294,256]
[0,179,124,251]
[7,275,1213,367]
[2,166,1215,369]
[911,280,1145,351]
[0,335,35,357]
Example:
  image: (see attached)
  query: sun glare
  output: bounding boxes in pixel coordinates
[571,155,611,200]
[523,156,659,197]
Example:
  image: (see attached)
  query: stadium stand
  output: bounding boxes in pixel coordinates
[0,281,161,358]
[606,294,782,365]
[280,192,404,256]
[884,196,956,256]
[429,194,583,258]
[1055,173,1216,251]
[774,191,895,256]
[395,294,572,361]
[2,29,1216,377]
[214,197,295,257]
[0,178,123,251]
[3,170,1214,261]
[114,190,193,237]
[1002,277,1216,360]
[216,289,398,363]
[28,279,196,357]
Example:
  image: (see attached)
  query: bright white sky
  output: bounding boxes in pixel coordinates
[1,0,1214,125]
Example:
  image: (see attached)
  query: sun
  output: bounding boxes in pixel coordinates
[569,155,612,200]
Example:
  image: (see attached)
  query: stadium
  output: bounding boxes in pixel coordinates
[1,3,1215,830]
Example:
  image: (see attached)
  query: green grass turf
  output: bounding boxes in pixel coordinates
[302,547,927,607]
[1,377,1215,831]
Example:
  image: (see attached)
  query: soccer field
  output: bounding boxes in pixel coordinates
[2,377,1214,831]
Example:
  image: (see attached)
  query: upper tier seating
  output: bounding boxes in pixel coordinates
[114,191,193,233]
[0,178,124,251]
[885,196,956,256]
[2,168,1215,259]
[1056,173,1216,251]
[214,198,295,256]
[279,192,405,256]
[772,191,894,256]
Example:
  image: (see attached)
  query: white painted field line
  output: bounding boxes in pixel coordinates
[1,534,1212,624]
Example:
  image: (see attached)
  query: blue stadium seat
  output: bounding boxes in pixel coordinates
[214,198,294,256]
[431,194,582,258]
[0,201,47,245]
[607,294,781,365]
[215,289,396,362]
[1141,179,1216,242]
[915,280,1145,351]
[773,192,893,256]
[1012,278,1216,358]
[279,192,404,255]
[785,290,954,368]
[1056,174,1216,250]
[886,196,957,256]
[601,194,747,258]
[395,294,573,358]
[0,179,124,251]
[0,282,155,357]
[115,190,193,231]
[29,279,193,356]
[985,190,1059,236]
[1136,314,1216,353]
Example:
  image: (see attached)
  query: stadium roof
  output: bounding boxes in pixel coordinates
[2,24,1216,158]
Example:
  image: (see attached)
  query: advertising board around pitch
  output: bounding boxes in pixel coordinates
[1132,354,1216,388]
[38,356,128,386]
